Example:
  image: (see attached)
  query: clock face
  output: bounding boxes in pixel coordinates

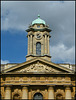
[36,33,42,39]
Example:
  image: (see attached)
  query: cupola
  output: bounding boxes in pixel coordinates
[32,14,46,25]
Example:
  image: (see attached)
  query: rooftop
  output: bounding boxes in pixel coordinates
[32,14,46,25]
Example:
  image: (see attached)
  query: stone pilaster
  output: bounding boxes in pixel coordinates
[48,35,50,55]
[45,34,47,54]
[28,35,30,55]
[43,36,45,55]
[4,86,11,99]
[22,86,28,99]
[29,91,32,99]
[45,89,48,99]
[48,86,54,99]
[65,86,72,99]
[33,36,35,55]
[30,34,33,54]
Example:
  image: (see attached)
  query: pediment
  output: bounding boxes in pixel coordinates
[3,58,72,73]
[16,62,61,73]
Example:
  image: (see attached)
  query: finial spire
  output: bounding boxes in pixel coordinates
[38,14,40,18]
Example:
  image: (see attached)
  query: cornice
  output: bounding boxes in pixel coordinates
[2,57,73,73]
[26,28,52,32]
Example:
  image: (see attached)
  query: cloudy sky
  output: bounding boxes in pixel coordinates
[1,1,75,64]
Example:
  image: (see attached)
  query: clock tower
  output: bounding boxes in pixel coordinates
[26,15,52,61]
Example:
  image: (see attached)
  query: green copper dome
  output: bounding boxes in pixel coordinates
[32,15,46,25]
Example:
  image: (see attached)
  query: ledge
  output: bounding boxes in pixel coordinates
[26,28,52,32]
[26,55,51,58]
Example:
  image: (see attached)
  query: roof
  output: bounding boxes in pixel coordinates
[2,57,74,74]
[32,14,46,25]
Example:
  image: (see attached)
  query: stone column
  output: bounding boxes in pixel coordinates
[45,89,48,99]
[30,34,33,54]
[48,86,54,99]
[65,86,72,99]
[45,34,47,54]
[29,90,32,99]
[5,86,11,99]
[28,35,30,55]
[48,36,50,55]
[22,86,28,99]
[33,36,35,55]
[43,36,45,55]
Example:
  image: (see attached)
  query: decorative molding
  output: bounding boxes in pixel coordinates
[16,63,61,73]
[55,89,64,98]
[12,89,21,99]
[32,90,44,99]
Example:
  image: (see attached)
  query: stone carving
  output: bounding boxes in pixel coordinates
[55,89,64,98]
[16,63,61,73]
[12,89,21,100]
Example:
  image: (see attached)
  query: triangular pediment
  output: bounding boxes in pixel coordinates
[3,58,73,73]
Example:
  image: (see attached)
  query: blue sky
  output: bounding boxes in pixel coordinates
[1,1,75,64]
[1,30,27,63]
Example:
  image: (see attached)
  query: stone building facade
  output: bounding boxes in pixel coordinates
[1,15,75,100]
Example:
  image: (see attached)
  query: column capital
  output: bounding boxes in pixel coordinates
[22,86,28,90]
[47,34,51,38]
[30,33,33,36]
[27,33,34,37]
[43,34,51,37]
[48,86,54,90]
[64,85,72,88]
[65,86,71,90]
[43,33,48,36]
[5,86,11,90]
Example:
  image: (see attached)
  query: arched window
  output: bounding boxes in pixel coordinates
[13,94,20,100]
[36,42,41,55]
[56,94,63,100]
[33,93,43,100]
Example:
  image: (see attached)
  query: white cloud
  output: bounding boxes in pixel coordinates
[1,60,10,64]
[1,1,75,31]
[1,1,75,64]
[50,43,75,64]
[1,1,75,47]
